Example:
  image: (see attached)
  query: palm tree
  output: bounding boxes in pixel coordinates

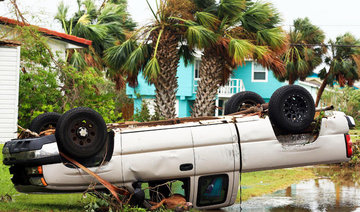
[279,18,326,84]
[104,0,212,119]
[316,33,360,107]
[187,0,287,117]
[55,0,135,75]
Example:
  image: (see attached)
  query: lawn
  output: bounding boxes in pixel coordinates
[0,144,316,211]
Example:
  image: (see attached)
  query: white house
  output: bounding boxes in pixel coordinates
[0,16,92,61]
[0,40,20,143]
[0,16,92,143]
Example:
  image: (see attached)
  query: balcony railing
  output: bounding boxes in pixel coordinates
[193,78,245,97]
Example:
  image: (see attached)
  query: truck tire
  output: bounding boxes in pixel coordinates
[29,112,61,133]
[269,85,315,133]
[224,91,265,115]
[55,107,107,159]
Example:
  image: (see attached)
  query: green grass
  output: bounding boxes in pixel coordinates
[238,168,315,202]
[0,144,90,211]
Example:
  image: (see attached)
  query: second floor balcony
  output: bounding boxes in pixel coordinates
[193,78,246,98]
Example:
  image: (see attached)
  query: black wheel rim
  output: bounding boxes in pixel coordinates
[236,100,258,112]
[283,94,308,123]
[68,118,97,148]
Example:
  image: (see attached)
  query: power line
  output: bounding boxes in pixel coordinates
[290,43,360,48]
[283,24,360,27]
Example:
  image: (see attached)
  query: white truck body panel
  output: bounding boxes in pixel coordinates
[240,112,349,172]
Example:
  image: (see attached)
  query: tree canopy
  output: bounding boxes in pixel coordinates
[279,17,326,84]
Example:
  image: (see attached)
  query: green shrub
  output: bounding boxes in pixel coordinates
[15,26,131,128]
[322,87,360,127]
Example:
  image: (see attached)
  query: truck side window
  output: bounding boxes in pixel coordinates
[197,174,229,207]
[145,178,190,202]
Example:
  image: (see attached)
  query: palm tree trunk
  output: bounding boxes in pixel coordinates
[288,74,295,85]
[192,48,223,117]
[153,32,180,119]
[315,71,330,107]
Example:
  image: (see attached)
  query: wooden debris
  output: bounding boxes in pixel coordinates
[39,129,55,136]
[227,103,268,116]
[107,116,220,129]
[17,125,39,139]
[315,105,334,112]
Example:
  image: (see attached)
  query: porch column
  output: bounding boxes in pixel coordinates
[215,98,219,117]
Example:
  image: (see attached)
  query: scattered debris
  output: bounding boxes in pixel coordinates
[149,194,192,211]
[0,194,12,203]
[17,125,39,139]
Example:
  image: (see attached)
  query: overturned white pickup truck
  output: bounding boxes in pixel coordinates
[2,85,355,210]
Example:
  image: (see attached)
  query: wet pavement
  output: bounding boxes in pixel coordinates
[224,166,360,212]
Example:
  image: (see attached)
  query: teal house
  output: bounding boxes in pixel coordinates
[126,59,286,117]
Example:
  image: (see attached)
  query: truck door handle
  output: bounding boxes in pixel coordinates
[180,163,193,171]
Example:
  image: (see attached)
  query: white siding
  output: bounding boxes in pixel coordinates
[0,46,20,143]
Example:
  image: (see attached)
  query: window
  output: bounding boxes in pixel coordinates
[252,63,268,82]
[144,178,190,202]
[197,174,229,207]
[194,60,201,79]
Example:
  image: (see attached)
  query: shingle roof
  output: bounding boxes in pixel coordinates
[0,16,92,47]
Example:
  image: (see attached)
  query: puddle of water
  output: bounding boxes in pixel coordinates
[222,166,360,212]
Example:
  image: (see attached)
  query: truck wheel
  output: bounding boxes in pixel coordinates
[269,85,315,133]
[224,91,265,115]
[55,107,107,159]
[29,112,61,133]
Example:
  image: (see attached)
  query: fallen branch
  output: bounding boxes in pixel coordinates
[315,105,334,112]
[60,152,130,204]
[228,103,268,116]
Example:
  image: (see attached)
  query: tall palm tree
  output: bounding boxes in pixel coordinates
[187,0,287,117]
[279,18,326,84]
[316,33,360,107]
[104,0,212,119]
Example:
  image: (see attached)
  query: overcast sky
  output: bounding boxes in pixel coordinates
[0,0,360,41]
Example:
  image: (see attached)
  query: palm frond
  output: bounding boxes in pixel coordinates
[77,14,91,25]
[124,44,151,75]
[228,39,254,64]
[146,0,160,23]
[144,57,161,82]
[178,44,195,67]
[257,28,286,51]
[104,39,137,70]
[70,50,87,70]
[55,1,70,34]
[195,11,220,30]
[218,0,246,20]
[185,25,217,49]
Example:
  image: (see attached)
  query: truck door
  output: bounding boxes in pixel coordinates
[191,123,240,208]
[121,126,195,183]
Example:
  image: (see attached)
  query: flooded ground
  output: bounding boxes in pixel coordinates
[225,166,360,212]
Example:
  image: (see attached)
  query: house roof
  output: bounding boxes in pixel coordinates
[0,16,92,47]
[0,39,21,46]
